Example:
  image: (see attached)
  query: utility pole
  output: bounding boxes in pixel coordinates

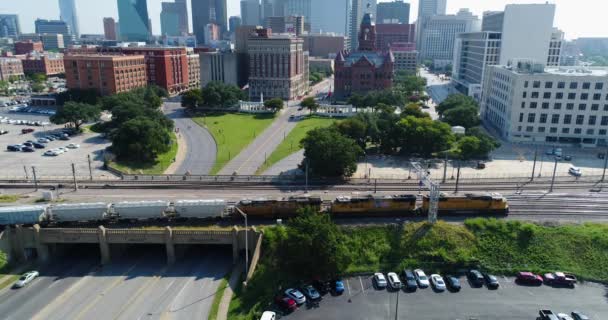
[549,157,558,193]
[71,163,78,191]
[454,161,462,194]
[87,155,93,181]
[530,148,538,181]
[442,152,448,183]
[32,166,38,191]
[602,148,608,182]
[412,162,439,224]
[305,160,309,193]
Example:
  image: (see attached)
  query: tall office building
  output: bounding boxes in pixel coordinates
[0,15,21,39]
[192,0,228,44]
[416,0,446,46]
[35,19,75,44]
[310,0,348,35]
[377,0,410,24]
[261,0,274,22]
[241,0,261,26]
[117,0,151,42]
[419,9,480,67]
[161,0,189,36]
[58,0,80,37]
[548,28,564,67]
[348,0,377,50]
[229,16,242,32]
[103,18,118,40]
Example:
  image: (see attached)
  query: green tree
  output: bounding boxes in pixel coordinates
[300,97,319,114]
[27,73,47,84]
[57,88,100,105]
[200,82,245,108]
[442,105,480,128]
[50,102,101,131]
[334,117,368,148]
[458,136,482,160]
[181,89,203,109]
[401,103,430,119]
[0,80,8,96]
[279,207,351,278]
[436,94,478,116]
[301,127,363,177]
[143,87,162,109]
[31,82,45,93]
[111,117,171,162]
[394,71,427,95]
[397,116,454,156]
[263,98,284,111]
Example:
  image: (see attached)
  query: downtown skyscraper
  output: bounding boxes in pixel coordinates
[117,0,151,42]
[161,0,189,36]
[58,0,80,37]
[191,0,228,44]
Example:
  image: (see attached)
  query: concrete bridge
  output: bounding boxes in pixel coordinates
[1,225,261,267]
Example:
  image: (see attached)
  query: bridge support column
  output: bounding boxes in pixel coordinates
[33,224,49,263]
[232,226,238,264]
[98,226,110,265]
[10,225,26,263]
[165,227,175,265]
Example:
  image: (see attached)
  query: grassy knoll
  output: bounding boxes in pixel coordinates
[192,113,275,174]
[208,271,232,320]
[0,195,20,203]
[109,133,178,175]
[228,219,608,320]
[255,116,337,174]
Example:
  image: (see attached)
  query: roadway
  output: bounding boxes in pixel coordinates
[162,101,217,175]
[420,68,454,120]
[217,78,333,176]
[0,246,231,320]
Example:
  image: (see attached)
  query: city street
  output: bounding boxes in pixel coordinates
[0,246,231,320]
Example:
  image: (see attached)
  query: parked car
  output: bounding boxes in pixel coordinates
[570,311,590,320]
[67,143,80,149]
[57,147,68,153]
[22,146,35,152]
[44,150,59,156]
[260,311,276,320]
[300,285,321,301]
[483,273,499,289]
[45,136,56,141]
[430,274,446,291]
[568,166,582,177]
[22,142,33,147]
[38,138,49,143]
[557,313,574,320]
[312,279,330,295]
[554,148,563,157]
[7,144,21,151]
[414,269,430,288]
[564,155,572,161]
[14,271,39,288]
[373,273,387,289]
[516,271,543,285]
[387,272,402,290]
[33,142,45,149]
[539,309,560,320]
[444,275,461,291]
[274,295,297,313]
[467,269,485,287]
[401,269,417,291]
[0,130,7,135]
[284,288,306,305]
[59,135,70,141]
[21,128,34,134]
[543,272,577,287]
[333,279,345,295]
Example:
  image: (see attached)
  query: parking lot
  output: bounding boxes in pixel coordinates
[0,108,113,178]
[279,275,606,320]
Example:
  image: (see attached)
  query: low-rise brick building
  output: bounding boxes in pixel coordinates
[64,54,147,95]
[0,57,24,81]
[14,40,43,55]
[21,52,65,76]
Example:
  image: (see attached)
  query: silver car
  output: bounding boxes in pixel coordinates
[14,271,39,288]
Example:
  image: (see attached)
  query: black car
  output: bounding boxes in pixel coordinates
[22,142,33,147]
[401,269,418,291]
[312,279,330,295]
[484,273,499,289]
[33,142,46,149]
[22,146,35,152]
[467,269,485,287]
[59,135,70,141]
[7,145,21,151]
[571,311,590,320]
[45,136,55,141]
[444,275,461,291]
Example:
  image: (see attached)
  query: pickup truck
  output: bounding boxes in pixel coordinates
[538,309,560,320]
[543,272,577,287]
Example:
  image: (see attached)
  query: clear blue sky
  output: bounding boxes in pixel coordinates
[0,0,606,40]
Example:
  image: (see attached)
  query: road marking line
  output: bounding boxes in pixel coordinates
[346,278,351,296]
[359,276,365,293]
[112,265,169,320]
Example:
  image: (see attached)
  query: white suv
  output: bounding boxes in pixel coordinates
[387,272,402,290]
[414,269,430,288]
[373,272,387,288]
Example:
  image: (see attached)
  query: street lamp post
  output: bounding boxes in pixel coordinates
[602,148,608,182]
[549,157,558,193]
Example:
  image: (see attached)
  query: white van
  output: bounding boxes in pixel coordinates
[260,311,276,320]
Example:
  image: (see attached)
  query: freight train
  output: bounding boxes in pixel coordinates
[0,193,508,226]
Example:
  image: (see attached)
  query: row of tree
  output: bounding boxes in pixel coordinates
[181,82,246,109]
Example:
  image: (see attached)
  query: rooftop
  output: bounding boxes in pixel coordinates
[544,67,608,77]
[342,51,389,67]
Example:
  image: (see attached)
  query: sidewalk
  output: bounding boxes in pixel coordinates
[216,260,244,320]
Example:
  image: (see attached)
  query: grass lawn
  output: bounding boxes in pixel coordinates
[109,132,178,175]
[0,195,20,203]
[192,113,275,175]
[208,271,231,320]
[228,219,608,319]
[255,116,337,174]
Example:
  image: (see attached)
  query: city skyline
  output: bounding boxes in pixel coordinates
[0,0,605,39]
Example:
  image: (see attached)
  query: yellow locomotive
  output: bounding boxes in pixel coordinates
[421,193,509,215]
[330,194,417,215]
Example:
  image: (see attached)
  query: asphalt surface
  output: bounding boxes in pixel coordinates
[0,246,232,320]
[420,69,453,118]
[163,101,217,175]
[281,275,607,320]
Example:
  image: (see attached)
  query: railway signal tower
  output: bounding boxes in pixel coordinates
[411,162,440,224]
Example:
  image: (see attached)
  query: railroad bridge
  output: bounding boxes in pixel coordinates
[1,225,261,266]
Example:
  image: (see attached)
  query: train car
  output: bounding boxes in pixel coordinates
[173,200,227,219]
[49,203,110,223]
[236,196,322,218]
[0,205,48,225]
[330,194,418,215]
[112,201,170,220]
[421,193,509,215]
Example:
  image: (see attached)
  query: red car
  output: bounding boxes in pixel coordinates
[543,272,577,287]
[21,128,34,134]
[274,295,297,313]
[516,272,543,285]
